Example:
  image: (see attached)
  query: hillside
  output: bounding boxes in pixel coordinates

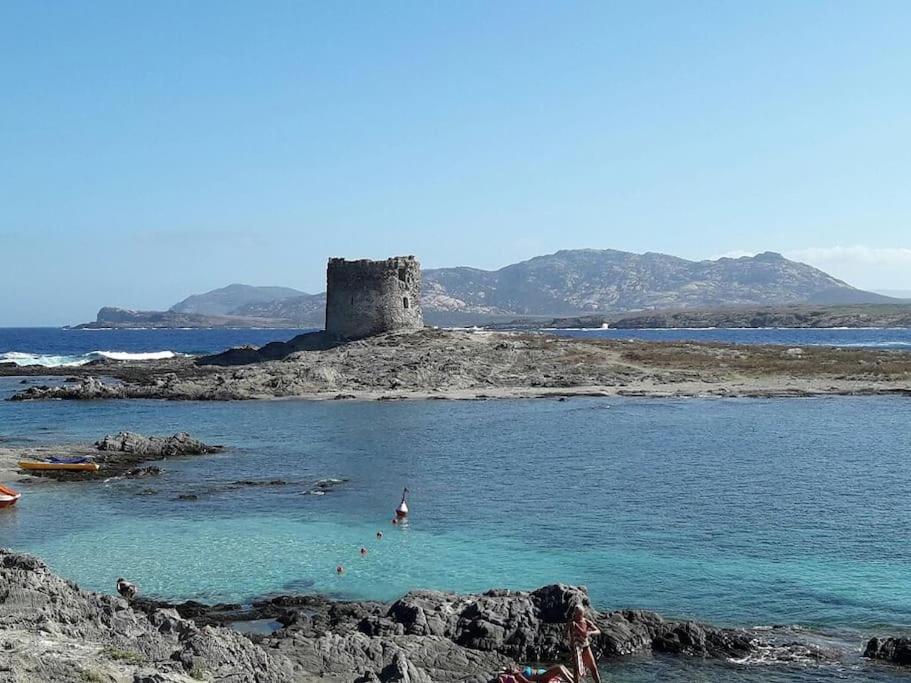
[72,249,897,328]
[422,250,893,315]
[230,292,326,323]
[170,284,307,316]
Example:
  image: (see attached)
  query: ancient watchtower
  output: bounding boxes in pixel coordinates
[325,256,423,340]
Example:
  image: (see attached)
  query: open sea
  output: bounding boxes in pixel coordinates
[2,327,911,681]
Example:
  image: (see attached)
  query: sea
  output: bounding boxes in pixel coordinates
[2,326,911,682]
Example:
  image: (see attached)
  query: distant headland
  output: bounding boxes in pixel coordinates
[69,248,908,330]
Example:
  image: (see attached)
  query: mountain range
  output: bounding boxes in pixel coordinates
[75,249,898,328]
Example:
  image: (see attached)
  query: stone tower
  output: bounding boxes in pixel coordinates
[325,256,423,340]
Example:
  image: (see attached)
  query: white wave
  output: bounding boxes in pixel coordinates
[91,350,180,361]
[0,351,88,367]
[0,350,183,367]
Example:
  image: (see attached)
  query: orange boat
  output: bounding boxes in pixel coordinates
[0,484,21,509]
[18,460,100,472]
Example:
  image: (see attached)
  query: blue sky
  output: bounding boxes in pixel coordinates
[2,1,910,325]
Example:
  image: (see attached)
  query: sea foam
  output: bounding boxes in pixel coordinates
[0,350,182,367]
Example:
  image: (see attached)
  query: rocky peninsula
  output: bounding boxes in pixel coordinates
[4,329,911,402]
[9,548,903,682]
[485,303,911,331]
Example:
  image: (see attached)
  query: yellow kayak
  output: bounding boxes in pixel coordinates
[19,460,100,472]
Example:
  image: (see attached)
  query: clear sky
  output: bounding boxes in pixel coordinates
[2,1,910,325]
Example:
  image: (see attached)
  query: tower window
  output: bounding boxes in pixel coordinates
[398,267,408,283]
[403,297,409,309]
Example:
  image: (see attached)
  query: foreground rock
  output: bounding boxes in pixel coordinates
[0,550,852,682]
[262,586,773,681]
[0,549,296,683]
[865,636,911,665]
[139,586,836,680]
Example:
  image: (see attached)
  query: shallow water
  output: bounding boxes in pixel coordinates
[2,394,910,617]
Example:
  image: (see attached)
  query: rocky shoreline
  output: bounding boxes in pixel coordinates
[0,432,222,483]
[4,329,911,402]
[7,548,909,682]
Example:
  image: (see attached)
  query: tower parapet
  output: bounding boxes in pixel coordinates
[325,256,423,340]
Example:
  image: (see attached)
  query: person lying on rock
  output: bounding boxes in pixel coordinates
[498,663,574,683]
[568,603,602,683]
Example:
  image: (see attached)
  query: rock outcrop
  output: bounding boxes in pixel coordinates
[0,549,297,683]
[262,585,756,680]
[7,432,223,482]
[8,329,911,402]
[11,376,127,401]
[865,636,911,665]
[0,550,853,682]
[95,432,221,458]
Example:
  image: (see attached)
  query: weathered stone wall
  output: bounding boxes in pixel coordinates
[325,256,423,339]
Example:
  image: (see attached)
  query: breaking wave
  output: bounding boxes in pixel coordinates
[0,350,183,367]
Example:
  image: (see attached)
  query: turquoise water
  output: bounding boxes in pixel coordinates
[3,380,911,679]
[2,388,910,622]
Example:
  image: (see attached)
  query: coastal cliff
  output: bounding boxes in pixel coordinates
[72,306,307,330]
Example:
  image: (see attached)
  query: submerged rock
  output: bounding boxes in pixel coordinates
[125,466,162,478]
